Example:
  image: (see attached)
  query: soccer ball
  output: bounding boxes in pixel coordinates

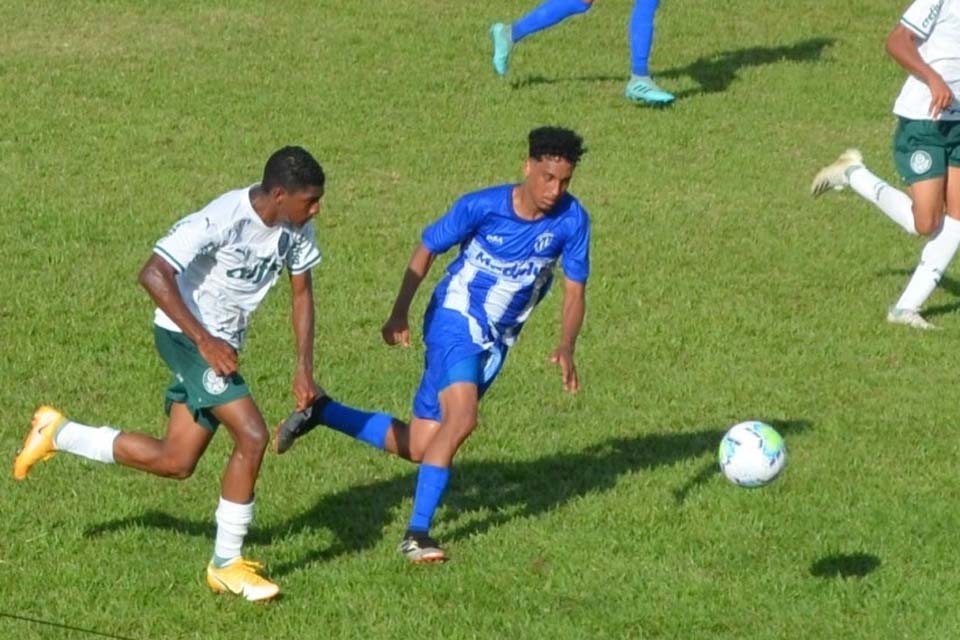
[717,421,787,487]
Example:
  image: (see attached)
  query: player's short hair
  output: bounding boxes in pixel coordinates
[262,146,325,193]
[528,126,586,166]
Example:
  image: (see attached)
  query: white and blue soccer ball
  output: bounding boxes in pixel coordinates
[718,421,787,487]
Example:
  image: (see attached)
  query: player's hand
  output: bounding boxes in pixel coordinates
[292,368,322,411]
[381,314,411,347]
[197,335,238,376]
[548,346,580,393]
[928,74,955,118]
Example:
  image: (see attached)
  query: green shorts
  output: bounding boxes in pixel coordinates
[893,117,960,185]
[154,326,250,432]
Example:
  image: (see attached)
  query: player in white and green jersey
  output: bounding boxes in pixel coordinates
[13,146,326,601]
[812,0,960,329]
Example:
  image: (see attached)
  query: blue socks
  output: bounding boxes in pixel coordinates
[408,464,451,534]
[512,0,592,43]
[320,401,392,450]
[629,0,660,76]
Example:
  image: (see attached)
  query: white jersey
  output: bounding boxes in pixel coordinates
[893,0,960,120]
[152,186,321,349]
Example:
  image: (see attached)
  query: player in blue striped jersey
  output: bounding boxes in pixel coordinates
[275,127,591,563]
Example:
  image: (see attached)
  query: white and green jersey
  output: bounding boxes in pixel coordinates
[894,0,960,120]
[152,186,321,349]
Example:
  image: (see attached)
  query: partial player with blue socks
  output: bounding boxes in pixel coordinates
[490,0,674,104]
[625,0,673,104]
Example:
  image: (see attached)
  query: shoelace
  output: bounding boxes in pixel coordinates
[237,559,266,572]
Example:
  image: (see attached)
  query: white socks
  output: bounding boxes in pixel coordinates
[896,216,960,311]
[848,166,918,235]
[54,421,119,464]
[214,497,254,564]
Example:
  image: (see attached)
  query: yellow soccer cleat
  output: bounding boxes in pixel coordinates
[13,406,67,481]
[206,558,280,602]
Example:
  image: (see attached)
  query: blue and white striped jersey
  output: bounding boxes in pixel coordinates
[422,184,590,347]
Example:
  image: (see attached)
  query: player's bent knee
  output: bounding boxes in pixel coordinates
[914,216,942,236]
[164,458,198,480]
[237,427,269,455]
[239,423,270,452]
[912,205,943,236]
[445,414,478,440]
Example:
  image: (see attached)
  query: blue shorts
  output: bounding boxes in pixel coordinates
[412,309,508,422]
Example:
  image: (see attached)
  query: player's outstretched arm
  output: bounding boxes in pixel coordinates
[138,254,237,376]
[382,243,436,347]
[289,270,321,411]
[548,277,586,393]
[886,24,955,118]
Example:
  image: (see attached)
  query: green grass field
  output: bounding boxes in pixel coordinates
[3,0,960,638]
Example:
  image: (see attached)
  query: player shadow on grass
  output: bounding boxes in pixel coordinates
[657,37,835,100]
[84,419,810,577]
[810,552,880,579]
[510,37,835,100]
[877,268,960,319]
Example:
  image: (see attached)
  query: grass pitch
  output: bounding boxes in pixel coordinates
[2,1,960,638]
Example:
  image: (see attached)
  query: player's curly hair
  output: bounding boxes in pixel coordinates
[528,126,586,165]
[262,146,325,192]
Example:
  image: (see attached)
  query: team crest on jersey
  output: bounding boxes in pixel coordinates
[534,232,554,253]
[910,150,933,175]
[202,368,229,395]
[278,231,290,258]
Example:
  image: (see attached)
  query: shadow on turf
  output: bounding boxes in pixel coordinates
[810,552,881,579]
[85,418,810,576]
[510,37,835,99]
[877,268,960,319]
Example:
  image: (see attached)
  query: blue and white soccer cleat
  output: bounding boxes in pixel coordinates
[624,76,675,105]
[490,23,513,77]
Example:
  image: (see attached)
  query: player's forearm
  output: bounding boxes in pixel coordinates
[557,282,586,351]
[390,244,435,318]
[886,26,941,86]
[138,257,212,346]
[291,285,315,374]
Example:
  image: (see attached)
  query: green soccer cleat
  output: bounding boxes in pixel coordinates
[624,76,675,105]
[490,22,513,77]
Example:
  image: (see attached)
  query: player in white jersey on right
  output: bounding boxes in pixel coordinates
[273,126,591,564]
[13,146,326,601]
[812,0,960,329]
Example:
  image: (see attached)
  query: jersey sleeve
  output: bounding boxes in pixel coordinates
[421,194,485,254]
[287,222,323,275]
[153,211,225,273]
[900,0,943,39]
[560,210,591,284]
